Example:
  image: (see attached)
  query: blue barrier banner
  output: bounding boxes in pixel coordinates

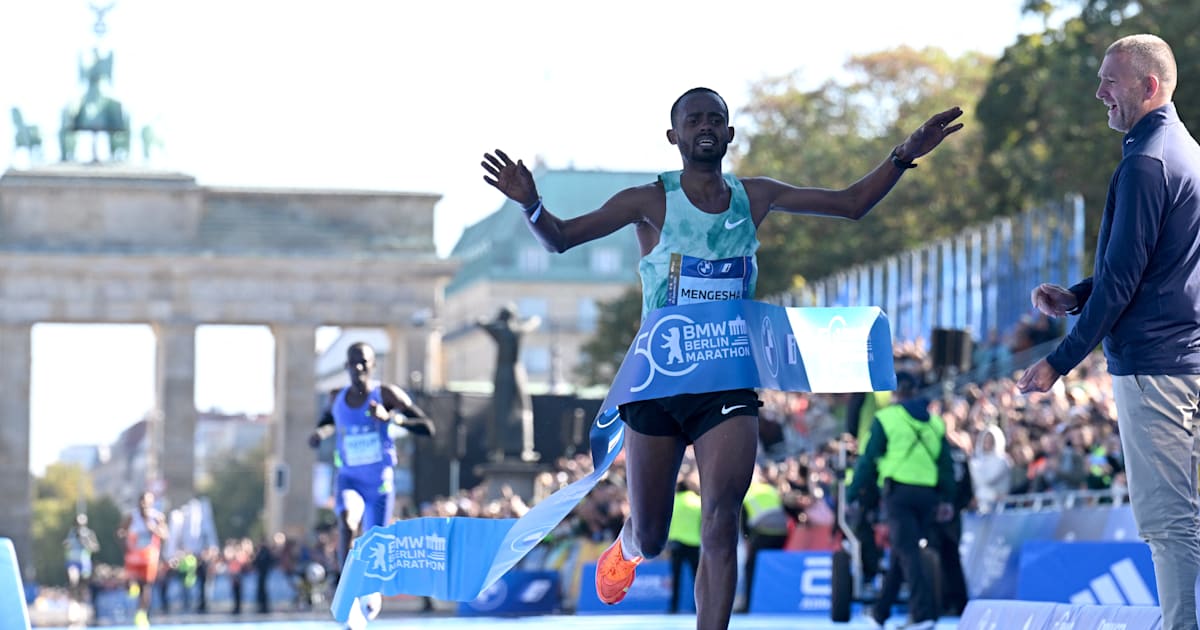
[960,600,1161,630]
[1054,505,1115,541]
[1016,541,1157,605]
[1050,602,1161,629]
[959,599,1061,629]
[957,512,990,601]
[748,550,831,614]
[575,560,675,614]
[332,301,894,626]
[1104,504,1139,541]
[966,510,1060,599]
[458,570,561,616]
[0,538,31,630]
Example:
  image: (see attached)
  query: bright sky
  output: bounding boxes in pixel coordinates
[1,0,1047,474]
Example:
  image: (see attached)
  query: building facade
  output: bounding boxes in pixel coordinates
[441,167,653,391]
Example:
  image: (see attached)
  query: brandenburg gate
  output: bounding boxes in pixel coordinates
[0,165,457,568]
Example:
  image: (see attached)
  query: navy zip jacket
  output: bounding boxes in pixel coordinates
[1048,103,1200,376]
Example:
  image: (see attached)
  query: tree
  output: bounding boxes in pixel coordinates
[575,285,642,387]
[977,0,1200,268]
[31,463,91,586]
[733,46,996,295]
[202,447,267,543]
[31,464,129,586]
[84,497,123,568]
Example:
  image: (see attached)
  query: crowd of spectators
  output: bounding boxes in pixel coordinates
[71,315,1117,618]
[75,524,343,622]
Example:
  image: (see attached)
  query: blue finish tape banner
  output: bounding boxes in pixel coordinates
[331,300,895,625]
[330,405,625,624]
[604,301,896,404]
[458,569,561,616]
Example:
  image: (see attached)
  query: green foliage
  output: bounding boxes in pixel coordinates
[31,464,151,585]
[734,46,996,295]
[977,0,1200,268]
[201,447,267,543]
[575,285,642,386]
[31,463,91,586]
[84,497,124,567]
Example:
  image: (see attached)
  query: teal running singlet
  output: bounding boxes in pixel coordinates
[638,171,760,318]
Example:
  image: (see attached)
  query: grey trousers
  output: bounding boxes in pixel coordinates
[1113,374,1200,630]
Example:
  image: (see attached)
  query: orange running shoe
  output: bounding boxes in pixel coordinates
[595,537,643,605]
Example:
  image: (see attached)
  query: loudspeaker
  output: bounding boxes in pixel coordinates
[931,328,973,373]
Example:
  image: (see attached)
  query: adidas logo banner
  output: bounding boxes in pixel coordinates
[1015,541,1157,605]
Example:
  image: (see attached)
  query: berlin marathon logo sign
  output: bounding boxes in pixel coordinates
[632,313,751,393]
[364,532,448,579]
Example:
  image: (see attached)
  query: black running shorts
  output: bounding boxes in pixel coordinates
[617,388,761,444]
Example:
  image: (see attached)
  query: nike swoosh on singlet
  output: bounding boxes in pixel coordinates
[721,404,747,415]
[724,217,748,230]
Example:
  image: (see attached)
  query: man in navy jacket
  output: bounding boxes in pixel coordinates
[1018,34,1200,630]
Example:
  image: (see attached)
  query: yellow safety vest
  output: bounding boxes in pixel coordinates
[845,391,892,487]
[668,490,703,546]
[857,391,892,451]
[875,405,944,488]
[742,482,784,528]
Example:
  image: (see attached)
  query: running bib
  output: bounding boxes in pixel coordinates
[343,432,383,467]
[666,254,753,306]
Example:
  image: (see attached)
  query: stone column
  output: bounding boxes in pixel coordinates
[154,322,196,510]
[382,325,409,391]
[388,324,436,393]
[265,324,316,538]
[423,322,445,391]
[0,324,32,570]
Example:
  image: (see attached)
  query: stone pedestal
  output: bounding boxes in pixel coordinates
[474,460,547,503]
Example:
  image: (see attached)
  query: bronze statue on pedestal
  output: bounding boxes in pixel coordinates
[476,303,541,463]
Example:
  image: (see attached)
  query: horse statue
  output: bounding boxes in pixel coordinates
[11,107,43,163]
[60,46,131,162]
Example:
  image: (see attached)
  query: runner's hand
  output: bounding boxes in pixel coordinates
[366,400,391,422]
[482,149,539,208]
[895,107,965,162]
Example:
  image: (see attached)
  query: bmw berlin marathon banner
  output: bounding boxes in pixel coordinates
[332,300,895,625]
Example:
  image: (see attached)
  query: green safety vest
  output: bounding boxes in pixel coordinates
[875,405,945,488]
[668,490,703,546]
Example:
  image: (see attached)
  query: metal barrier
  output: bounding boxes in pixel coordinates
[987,488,1130,513]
